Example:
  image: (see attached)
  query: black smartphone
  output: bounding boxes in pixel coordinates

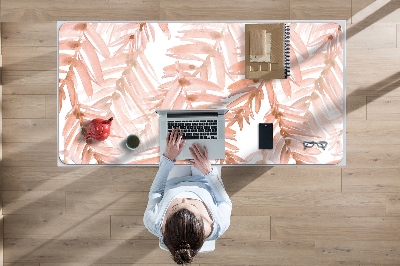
[259,123,273,149]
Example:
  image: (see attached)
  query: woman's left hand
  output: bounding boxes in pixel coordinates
[164,127,186,161]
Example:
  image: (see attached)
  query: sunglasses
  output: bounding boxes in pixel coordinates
[303,141,328,150]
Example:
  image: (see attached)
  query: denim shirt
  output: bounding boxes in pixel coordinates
[143,155,232,241]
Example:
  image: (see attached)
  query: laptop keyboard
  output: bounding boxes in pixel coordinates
[168,120,218,139]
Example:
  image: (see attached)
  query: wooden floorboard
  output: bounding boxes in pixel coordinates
[159,0,290,20]
[2,0,400,264]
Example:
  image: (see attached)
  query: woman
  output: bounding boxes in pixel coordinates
[144,127,232,264]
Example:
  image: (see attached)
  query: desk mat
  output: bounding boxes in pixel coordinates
[58,22,344,165]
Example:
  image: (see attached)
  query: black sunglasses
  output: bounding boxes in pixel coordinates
[303,141,328,150]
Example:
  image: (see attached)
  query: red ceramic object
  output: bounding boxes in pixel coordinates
[84,117,113,141]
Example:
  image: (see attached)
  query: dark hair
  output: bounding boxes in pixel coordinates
[163,208,206,264]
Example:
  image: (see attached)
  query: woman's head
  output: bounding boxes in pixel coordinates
[163,208,206,264]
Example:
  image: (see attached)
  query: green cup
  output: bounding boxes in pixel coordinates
[126,134,140,150]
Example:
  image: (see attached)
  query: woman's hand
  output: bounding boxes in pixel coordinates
[187,144,212,175]
[164,127,186,161]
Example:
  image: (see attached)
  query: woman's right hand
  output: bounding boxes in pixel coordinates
[186,144,212,175]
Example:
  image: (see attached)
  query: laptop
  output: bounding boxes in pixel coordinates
[156,109,228,160]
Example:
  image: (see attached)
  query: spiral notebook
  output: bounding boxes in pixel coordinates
[245,23,290,79]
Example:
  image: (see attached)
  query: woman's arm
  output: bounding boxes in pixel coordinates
[205,167,232,237]
[143,128,186,236]
[187,144,232,236]
[143,155,175,236]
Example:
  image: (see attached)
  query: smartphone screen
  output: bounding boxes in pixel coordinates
[259,123,273,149]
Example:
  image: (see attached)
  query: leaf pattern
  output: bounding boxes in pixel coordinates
[58,22,344,164]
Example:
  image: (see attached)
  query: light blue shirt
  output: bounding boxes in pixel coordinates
[143,155,232,241]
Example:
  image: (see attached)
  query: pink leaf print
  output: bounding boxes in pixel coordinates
[221,27,240,72]
[213,51,226,88]
[290,28,309,60]
[228,60,245,75]
[81,144,94,164]
[280,144,291,164]
[66,76,77,107]
[227,79,258,96]
[289,45,302,85]
[74,59,93,98]
[90,144,123,155]
[59,23,83,39]
[84,23,110,58]
[184,77,224,93]
[280,78,292,99]
[80,40,104,84]
[167,43,214,56]
[59,53,73,67]
[58,22,344,165]
[158,23,171,39]
[93,153,120,164]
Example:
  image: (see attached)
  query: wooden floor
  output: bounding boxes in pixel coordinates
[1,0,400,265]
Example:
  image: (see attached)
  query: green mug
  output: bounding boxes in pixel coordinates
[126,134,140,150]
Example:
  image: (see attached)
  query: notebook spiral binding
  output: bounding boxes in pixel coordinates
[284,24,291,78]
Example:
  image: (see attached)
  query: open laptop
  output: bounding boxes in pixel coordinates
[156,109,228,160]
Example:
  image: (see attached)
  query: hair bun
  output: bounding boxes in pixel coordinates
[174,247,193,264]
[179,242,191,250]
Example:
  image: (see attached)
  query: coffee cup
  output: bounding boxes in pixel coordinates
[126,134,140,150]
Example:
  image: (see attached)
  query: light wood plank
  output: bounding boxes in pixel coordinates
[2,46,56,71]
[351,0,375,24]
[3,95,46,119]
[110,215,271,241]
[66,192,148,216]
[2,191,65,215]
[367,96,400,120]
[397,24,400,48]
[223,166,341,194]
[273,216,400,240]
[347,23,397,49]
[231,192,386,217]
[0,24,3,266]
[316,240,400,264]
[41,264,197,266]
[2,70,56,95]
[4,238,316,265]
[1,22,56,47]
[46,95,57,118]
[3,239,168,264]
[4,263,39,266]
[346,96,366,120]
[221,216,270,240]
[2,166,157,192]
[111,216,154,240]
[346,143,400,168]
[346,120,400,145]
[4,214,110,240]
[160,0,290,20]
[351,0,400,25]
[386,194,400,216]
[346,48,400,97]
[343,168,400,193]
[198,239,316,265]
[0,0,160,22]
[2,119,56,143]
[2,142,57,167]
[290,0,351,20]
[0,216,3,266]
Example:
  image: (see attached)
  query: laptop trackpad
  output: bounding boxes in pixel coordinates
[182,141,209,159]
